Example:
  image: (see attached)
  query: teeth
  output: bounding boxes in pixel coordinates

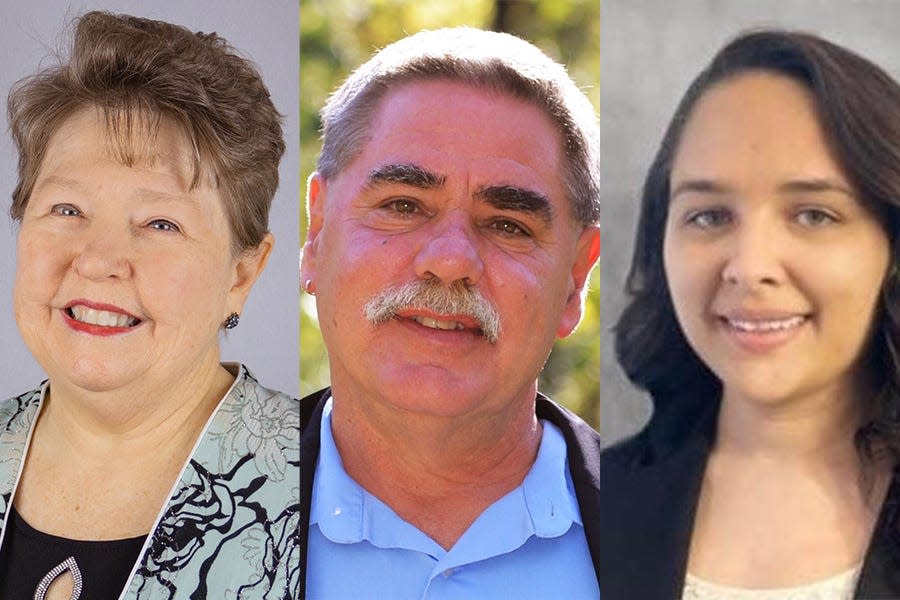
[70,305,137,328]
[412,316,465,331]
[727,315,806,332]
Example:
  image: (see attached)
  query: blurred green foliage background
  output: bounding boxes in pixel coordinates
[300,0,600,430]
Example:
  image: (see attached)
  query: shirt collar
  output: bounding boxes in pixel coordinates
[310,395,581,553]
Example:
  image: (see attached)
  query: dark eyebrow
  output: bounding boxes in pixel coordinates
[367,163,446,189]
[475,185,554,224]
[671,177,856,201]
[776,178,855,197]
[670,179,733,201]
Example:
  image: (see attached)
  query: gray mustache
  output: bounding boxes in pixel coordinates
[363,280,501,344]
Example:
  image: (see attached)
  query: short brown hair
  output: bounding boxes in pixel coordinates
[317,27,599,226]
[7,11,285,255]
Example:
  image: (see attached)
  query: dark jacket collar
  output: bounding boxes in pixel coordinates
[299,388,600,598]
[600,399,900,599]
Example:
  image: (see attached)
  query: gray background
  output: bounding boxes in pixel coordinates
[0,1,299,398]
[600,0,900,446]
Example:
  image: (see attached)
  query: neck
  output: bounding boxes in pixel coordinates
[717,381,863,460]
[329,383,543,548]
[40,353,234,457]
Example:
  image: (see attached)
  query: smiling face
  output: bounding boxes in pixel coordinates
[302,80,599,418]
[14,108,257,395]
[664,72,890,407]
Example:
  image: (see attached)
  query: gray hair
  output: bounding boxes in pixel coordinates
[317,27,599,226]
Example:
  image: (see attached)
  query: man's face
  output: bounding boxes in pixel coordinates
[302,80,599,419]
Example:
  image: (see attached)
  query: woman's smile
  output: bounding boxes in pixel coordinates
[62,300,143,335]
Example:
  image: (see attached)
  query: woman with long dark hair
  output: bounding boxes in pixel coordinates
[601,30,900,599]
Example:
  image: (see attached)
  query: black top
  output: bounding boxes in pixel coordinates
[298,387,601,599]
[600,397,900,599]
[0,505,146,599]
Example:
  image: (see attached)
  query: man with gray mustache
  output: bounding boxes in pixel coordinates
[299,27,601,599]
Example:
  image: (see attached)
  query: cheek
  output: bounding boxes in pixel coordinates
[664,239,715,331]
[14,233,65,306]
[141,249,232,325]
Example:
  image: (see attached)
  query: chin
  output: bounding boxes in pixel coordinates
[376,365,492,418]
[52,358,144,393]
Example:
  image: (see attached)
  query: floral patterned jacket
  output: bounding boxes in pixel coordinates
[0,364,300,599]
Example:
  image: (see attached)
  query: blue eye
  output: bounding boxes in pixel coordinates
[51,204,81,217]
[685,208,732,229]
[148,219,181,233]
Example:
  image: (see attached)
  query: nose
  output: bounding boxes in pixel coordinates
[413,214,484,286]
[72,225,134,280]
[720,218,784,288]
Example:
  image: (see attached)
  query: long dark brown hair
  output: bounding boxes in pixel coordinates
[616,30,900,463]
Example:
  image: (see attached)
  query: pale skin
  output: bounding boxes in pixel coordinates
[10,109,271,598]
[302,81,600,549]
[665,73,892,587]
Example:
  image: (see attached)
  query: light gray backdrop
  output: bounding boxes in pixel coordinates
[600,0,900,446]
[0,1,299,398]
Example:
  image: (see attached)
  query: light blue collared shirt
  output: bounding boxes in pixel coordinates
[307,397,598,599]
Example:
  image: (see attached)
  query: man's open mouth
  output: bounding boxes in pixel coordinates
[411,315,467,331]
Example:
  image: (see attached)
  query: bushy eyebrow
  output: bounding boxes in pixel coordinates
[475,185,554,224]
[367,163,446,189]
[367,163,554,223]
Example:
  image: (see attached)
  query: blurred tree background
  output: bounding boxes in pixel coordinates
[300,0,600,430]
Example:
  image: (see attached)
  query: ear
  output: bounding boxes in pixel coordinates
[227,232,274,314]
[557,225,601,338]
[300,172,326,290]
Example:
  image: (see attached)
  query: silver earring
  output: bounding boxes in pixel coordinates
[223,313,240,329]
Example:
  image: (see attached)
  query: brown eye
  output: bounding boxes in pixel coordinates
[490,219,531,238]
[385,199,420,214]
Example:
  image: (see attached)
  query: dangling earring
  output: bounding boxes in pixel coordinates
[223,312,240,329]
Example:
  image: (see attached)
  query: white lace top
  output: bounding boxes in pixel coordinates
[682,566,861,600]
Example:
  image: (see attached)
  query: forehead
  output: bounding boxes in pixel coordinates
[38,107,203,190]
[673,72,841,181]
[345,80,567,202]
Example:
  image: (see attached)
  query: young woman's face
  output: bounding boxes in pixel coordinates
[664,72,890,407]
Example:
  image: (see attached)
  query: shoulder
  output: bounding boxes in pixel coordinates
[536,394,599,451]
[601,429,653,470]
[300,387,329,434]
[238,368,299,415]
[535,394,600,494]
[204,365,300,481]
[0,385,44,433]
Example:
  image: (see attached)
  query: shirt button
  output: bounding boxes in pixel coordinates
[442,568,455,577]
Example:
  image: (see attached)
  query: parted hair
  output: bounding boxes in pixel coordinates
[616,30,900,463]
[317,27,600,226]
[7,11,285,255]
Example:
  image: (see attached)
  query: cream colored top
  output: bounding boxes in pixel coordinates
[683,566,861,600]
